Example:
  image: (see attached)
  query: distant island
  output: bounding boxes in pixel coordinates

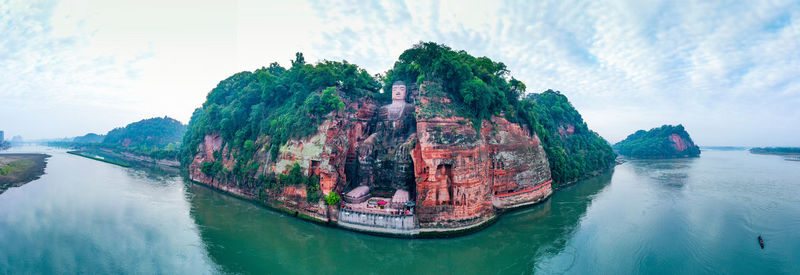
[0,154,50,194]
[749,147,800,161]
[54,116,187,168]
[614,124,700,159]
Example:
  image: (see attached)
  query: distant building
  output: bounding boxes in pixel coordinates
[0,130,4,143]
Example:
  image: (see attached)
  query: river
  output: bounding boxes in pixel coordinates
[1,145,798,274]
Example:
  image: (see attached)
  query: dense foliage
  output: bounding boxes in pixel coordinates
[184,43,618,193]
[518,91,617,184]
[386,42,525,125]
[276,163,321,202]
[385,42,615,185]
[749,147,800,155]
[105,117,186,149]
[102,116,186,160]
[47,117,184,160]
[324,192,341,206]
[613,125,700,158]
[180,54,382,195]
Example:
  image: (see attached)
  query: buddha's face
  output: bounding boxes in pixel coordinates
[392,84,406,101]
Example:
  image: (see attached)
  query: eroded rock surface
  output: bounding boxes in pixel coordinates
[189,81,553,231]
[412,83,552,228]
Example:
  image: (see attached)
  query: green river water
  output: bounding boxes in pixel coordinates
[1,146,798,274]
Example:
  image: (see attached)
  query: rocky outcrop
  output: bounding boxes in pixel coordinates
[411,83,552,229]
[485,117,552,208]
[669,133,689,152]
[189,81,553,233]
[412,115,494,228]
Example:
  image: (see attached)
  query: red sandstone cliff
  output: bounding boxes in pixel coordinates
[189,82,552,230]
[411,82,552,228]
[669,133,690,152]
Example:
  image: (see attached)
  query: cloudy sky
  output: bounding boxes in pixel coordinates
[1,0,798,146]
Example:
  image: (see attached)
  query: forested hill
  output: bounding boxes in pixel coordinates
[180,42,616,187]
[520,90,616,184]
[383,42,616,185]
[614,124,700,158]
[72,133,105,143]
[104,116,187,150]
[179,54,383,167]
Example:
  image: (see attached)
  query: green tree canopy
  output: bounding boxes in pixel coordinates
[613,124,701,158]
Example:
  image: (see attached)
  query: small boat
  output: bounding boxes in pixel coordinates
[758,235,764,249]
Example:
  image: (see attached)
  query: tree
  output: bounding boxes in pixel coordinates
[306,175,321,203]
[320,87,345,112]
[243,140,256,153]
[278,163,305,186]
[291,52,305,67]
[509,77,526,96]
[324,192,341,205]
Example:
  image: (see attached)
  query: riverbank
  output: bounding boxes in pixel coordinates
[0,153,50,194]
[66,148,180,170]
[749,147,800,157]
[67,150,131,167]
[749,150,800,162]
[750,151,800,157]
[553,164,617,191]
[189,175,560,238]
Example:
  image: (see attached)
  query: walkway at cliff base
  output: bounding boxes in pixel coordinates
[337,187,419,236]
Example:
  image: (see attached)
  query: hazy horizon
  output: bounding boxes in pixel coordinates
[1,0,799,147]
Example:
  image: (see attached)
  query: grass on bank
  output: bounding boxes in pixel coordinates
[67,151,131,167]
[0,159,35,175]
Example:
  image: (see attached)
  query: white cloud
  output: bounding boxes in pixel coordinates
[0,0,798,146]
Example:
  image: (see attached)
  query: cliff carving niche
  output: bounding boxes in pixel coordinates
[434,164,453,205]
[345,81,417,196]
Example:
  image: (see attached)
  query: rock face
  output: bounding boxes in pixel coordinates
[669,133,689,152]
[412,83,552,229]
[189,81,553,232]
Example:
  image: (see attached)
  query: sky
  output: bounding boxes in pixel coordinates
[1,0,798,146]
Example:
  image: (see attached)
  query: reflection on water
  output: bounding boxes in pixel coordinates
[2,147,800,274]
[188,170,615,274]
[628,157,696,187]
[0,146,217,274]
[534,150,800,274]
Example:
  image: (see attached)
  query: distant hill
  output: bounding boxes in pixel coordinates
[104,117,187,150]
[72,133,105,143]
[614,124,700,159]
